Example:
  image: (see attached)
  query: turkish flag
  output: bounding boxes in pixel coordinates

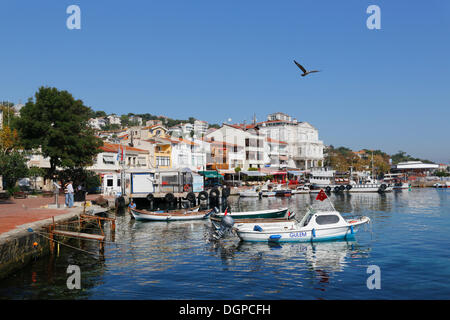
[316,189,327,201]
[224,208,228,216]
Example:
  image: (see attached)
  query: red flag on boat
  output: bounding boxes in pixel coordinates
[224,208,228,216]
[316,189,327,201]
[288,211,291,218]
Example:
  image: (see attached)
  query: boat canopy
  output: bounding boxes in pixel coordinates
[242,171,267,177]
[198,170,223,178]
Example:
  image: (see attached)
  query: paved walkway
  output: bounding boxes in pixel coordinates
[0,194,111,235]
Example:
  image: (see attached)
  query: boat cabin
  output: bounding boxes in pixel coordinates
[299,210,345,228]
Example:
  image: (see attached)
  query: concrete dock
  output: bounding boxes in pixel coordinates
[0,194,114,280]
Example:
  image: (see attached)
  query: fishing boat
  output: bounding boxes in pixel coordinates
[210,211,296,230]
[234,208,369,242]
[434,182,450,188]
[261,190,276,197]
[291,185,310,194]
[239,187,261,197]
[272,185,292,197]
[211,207,289,220]
[130,207,214,221]
[392,182,411,190]
[234,190,370,242]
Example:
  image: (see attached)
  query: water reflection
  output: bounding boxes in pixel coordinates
[2,189,447,299]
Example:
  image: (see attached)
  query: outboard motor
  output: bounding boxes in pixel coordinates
[212,214,235,240]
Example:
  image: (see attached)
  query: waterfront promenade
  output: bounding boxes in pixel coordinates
[0,194,111,235]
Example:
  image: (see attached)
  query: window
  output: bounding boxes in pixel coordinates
[315,215,340,225]
[107,179,113,187]
[156,156,170,167]
[103,155,115,165]
[117,179,121,187]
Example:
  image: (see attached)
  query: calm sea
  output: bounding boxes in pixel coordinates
[0,188,449,300]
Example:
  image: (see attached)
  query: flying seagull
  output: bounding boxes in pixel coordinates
[293,60,320,77]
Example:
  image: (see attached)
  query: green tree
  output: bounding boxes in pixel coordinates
[0,151,29,189]
[15,87,103,179]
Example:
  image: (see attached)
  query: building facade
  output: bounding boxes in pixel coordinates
[258,112,324,170]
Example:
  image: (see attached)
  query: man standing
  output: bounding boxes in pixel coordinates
[67,180,74,208]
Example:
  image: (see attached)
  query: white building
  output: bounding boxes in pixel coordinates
[170,138,210,171]
[107,114,121,126]
[265,137,289,168]
[128,115,143,126]
[206,124,265,170]
[88,117,107,130]
[194,120,208,138]
[259,112,324,169]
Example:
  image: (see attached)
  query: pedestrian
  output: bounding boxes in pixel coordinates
[66,180,74,208]
[64,182,69,207]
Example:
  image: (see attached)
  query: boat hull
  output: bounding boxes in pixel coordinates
[235,217,370,242]
[212,207,289,219]
[236,224,365,242]
[131,208,212,221]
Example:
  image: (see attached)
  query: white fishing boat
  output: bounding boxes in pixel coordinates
[392,182,411,190]
[261,190,276,197]
[234,209,369,242]
[239,187,261,197]
[130,207,213,221]
[234,191,370,242]
[291,185,310,194]
[434,182,450,188]
[347,178,393,193]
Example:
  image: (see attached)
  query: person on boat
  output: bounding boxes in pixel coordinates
[128,199,136,215]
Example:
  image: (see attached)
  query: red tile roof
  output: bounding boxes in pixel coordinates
[266,137,288,145]
[100,143,149,153]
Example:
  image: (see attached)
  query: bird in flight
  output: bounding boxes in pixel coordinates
[293,60,320,77]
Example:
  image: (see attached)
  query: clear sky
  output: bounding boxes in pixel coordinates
[1,0,449,163]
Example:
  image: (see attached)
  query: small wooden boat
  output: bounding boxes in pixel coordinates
[234,208,370,242]
[211,207,289,220]
[130,207,213,221]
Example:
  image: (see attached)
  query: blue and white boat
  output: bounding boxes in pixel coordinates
[234,206,370,243]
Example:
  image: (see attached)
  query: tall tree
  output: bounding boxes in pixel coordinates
[15,87,103,179]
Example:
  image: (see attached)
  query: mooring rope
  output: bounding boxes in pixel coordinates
[31,230,102,258]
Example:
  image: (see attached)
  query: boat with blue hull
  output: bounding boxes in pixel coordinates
[234,208,370,242]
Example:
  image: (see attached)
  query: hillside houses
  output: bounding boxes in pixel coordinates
[91,112,324,174]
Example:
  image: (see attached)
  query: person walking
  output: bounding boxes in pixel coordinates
[66,180,74,208]
[64,182,69,207]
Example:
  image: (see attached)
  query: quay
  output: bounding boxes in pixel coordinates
[0,194,115,280]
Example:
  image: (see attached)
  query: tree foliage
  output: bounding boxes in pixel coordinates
[0,151,29,188]
[15,87,103,178]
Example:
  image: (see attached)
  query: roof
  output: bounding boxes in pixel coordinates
[100,143,149,154]
[392,161,438,170]
[266,137,288,145]
[209,140,240,148]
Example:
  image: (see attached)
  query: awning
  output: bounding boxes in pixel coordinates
[288,171,303,176]
[198,171,223,178]
[279,155,288,161]
[242,171,268,177]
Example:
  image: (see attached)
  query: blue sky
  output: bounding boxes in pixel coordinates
[1,0,449,163]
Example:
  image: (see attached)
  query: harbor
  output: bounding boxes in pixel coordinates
[0,188,448,299]
[0,0,449,306]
